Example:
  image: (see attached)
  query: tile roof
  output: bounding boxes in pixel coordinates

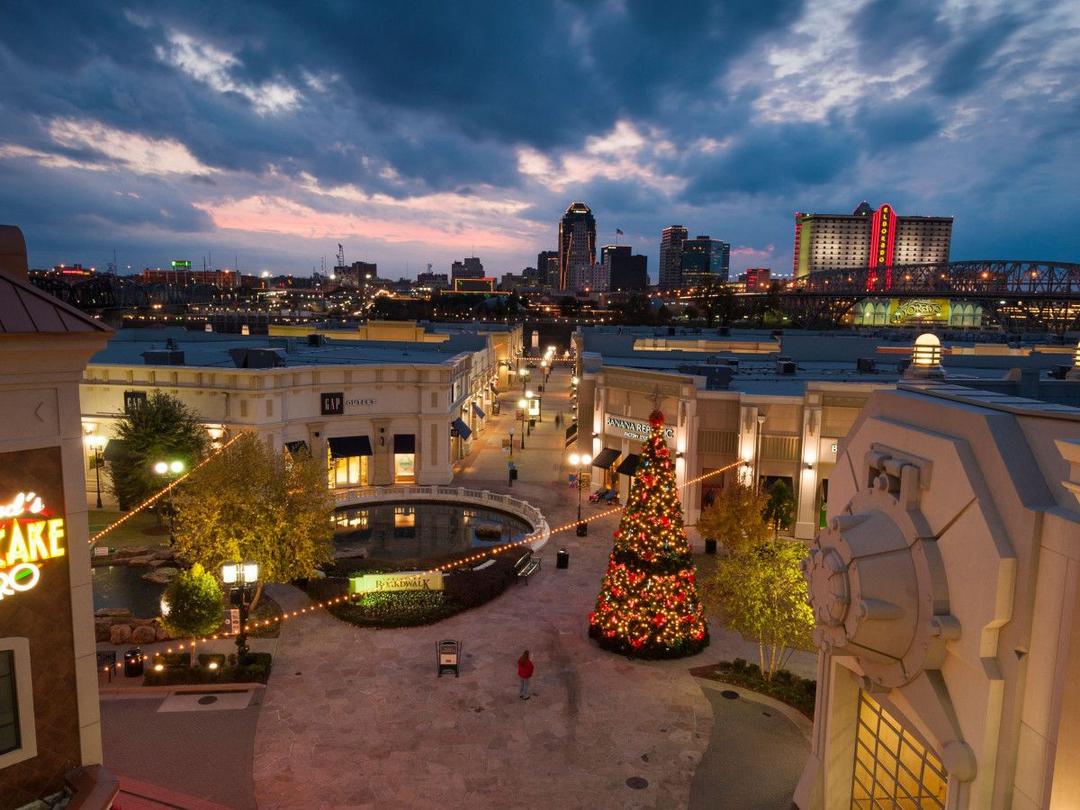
[0,272,111,335]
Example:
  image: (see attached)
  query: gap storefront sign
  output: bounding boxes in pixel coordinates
[604,414,675,442]
[321,392,377,416]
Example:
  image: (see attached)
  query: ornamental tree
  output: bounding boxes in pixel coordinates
[763,479,796,538]
[109,392,209,511]
[713,539,814,680]
[588,410,709,658]
[696,480,771,554]
[161,563,223,664]
[171,431,334,610]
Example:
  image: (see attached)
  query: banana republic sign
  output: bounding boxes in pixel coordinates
[321,392,377,415]
[605,414,675,442]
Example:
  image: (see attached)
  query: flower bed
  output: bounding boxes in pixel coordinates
[318,553,519,628]
[143,651,273,685]
[690,658,817,719]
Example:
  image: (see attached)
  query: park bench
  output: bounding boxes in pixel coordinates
[514,551,541,583]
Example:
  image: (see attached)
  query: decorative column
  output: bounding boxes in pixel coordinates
[796,395,822,539]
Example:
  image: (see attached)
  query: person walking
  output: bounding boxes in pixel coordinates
[518,650,534,700]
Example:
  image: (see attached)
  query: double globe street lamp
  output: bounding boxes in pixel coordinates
[153,459,185,545]
[222,561,260,656]
[568,452,592,536]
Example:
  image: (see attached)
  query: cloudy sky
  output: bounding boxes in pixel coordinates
[1,0,1077,280]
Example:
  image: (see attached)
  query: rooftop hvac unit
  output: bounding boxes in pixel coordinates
[307,333,327,347]
[778,361,797,375]
[141,350,184,365]
[857,358,878,374]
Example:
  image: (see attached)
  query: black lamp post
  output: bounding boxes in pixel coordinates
[569,451,591,535]
[223,561,259,657]
[154,459,185,545]
[517,398,527,449]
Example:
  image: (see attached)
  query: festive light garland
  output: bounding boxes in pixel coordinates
[88,432,245,546]
[92,437,738,651]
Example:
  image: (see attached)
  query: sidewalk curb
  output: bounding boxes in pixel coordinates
[694,676,813,742]
[100,683,266,698]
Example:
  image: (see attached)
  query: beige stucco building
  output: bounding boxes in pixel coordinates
[797,383,1080,809]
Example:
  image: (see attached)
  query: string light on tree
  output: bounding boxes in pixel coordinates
[588,409,709,659]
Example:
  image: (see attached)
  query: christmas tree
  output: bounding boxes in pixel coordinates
[588,409,709,658]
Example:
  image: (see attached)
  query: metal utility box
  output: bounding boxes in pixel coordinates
[437,639,461,677]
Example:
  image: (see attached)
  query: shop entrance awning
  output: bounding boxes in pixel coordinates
[615,454,640,476]
[328,436,372,458]
[592,447,620,469]
[394,434,416,454]
[452,418,472,440]
[284,440,309,456]
[471,402,486,420]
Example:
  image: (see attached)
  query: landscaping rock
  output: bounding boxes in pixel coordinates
[109,624,133,645]
[125,555,156,566]
[94,619,112,643]
[142,567,178,585]
[115,546,149,557]
[131,618,156,627]
[94,608,133,619]
[131,625,157,644]
[155,624,173,641]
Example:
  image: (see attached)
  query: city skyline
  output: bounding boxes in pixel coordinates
[0,1,1077,280]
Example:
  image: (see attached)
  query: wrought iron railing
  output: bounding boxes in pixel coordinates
[332,485,550,549]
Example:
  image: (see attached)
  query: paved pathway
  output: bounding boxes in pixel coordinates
[245,365,814,809]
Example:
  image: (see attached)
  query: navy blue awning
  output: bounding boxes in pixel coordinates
[615,454,640,476]
[328,436,372,458]
[592,447,621,469]
[452,418,472,440]
[471,402,486,419]
[394,434,416,453]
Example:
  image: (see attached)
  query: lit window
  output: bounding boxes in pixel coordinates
[0,638,35,768]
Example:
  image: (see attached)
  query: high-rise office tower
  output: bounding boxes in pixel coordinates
[451,257,484,279]
[558,202,596,291]
[794,202,952,281]
[680,235,730,288]
[536,250,559,289]
[601,244,648,291]
[659,225,688,289]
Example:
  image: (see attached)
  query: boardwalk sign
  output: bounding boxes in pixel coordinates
[349,571,444,595]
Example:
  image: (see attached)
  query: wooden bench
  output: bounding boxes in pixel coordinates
[514,551,541,583]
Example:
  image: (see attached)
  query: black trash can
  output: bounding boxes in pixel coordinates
[556,548,570,569]
[509,467,518,481]
[576,521,588,537]
[123,647,144,678]
[705,538,718,555]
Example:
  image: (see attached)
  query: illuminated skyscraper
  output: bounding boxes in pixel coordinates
[659,225,688,289]
[558,202,596,290]
[794,202,952,282]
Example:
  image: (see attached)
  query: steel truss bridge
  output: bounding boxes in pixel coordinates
[780,260,1080,332]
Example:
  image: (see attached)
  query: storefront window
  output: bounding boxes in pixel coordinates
[394,453,415,483]
[329,455,368,488]
[852,692,946,809]
[0,650,18,755]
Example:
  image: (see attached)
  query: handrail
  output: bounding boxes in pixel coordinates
[332,485,550,551]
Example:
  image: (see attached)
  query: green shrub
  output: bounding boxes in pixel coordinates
[161,564,224,638]
[143,652,272,685]
[694,660,817,718]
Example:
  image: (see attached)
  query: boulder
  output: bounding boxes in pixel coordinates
[126,555,156,566]
[94,608,132,619]
[94,619,113,643]
[131,618,156,628]
[109,624,133,645]
[115,546,150,557]
[155,623,173,641]
[130,625,157,644]
[142,567,178,585]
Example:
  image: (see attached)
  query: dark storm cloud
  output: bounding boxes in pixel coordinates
[0,0,1076,274]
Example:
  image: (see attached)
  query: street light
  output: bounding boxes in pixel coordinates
[518,367,529,394]
[568,452,592,535]
[86,434,107,509]
[222,561,259,656]
[517,398,528,449]
[154,459,185,545]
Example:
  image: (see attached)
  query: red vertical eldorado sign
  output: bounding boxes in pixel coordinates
[868,203,897,290]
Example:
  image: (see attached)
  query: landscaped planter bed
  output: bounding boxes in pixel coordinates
[690,658,816,719]
[311,552,520,628]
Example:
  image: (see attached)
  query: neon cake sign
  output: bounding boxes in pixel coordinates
[0,491,66,602]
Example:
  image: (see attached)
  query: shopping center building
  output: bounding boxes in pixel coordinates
[79,322,521,505]
[797,382,1080,809]
[572,327,1080,539]
[0,226,117,807]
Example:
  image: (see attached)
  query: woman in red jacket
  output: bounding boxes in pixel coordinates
[518,650,534,700]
